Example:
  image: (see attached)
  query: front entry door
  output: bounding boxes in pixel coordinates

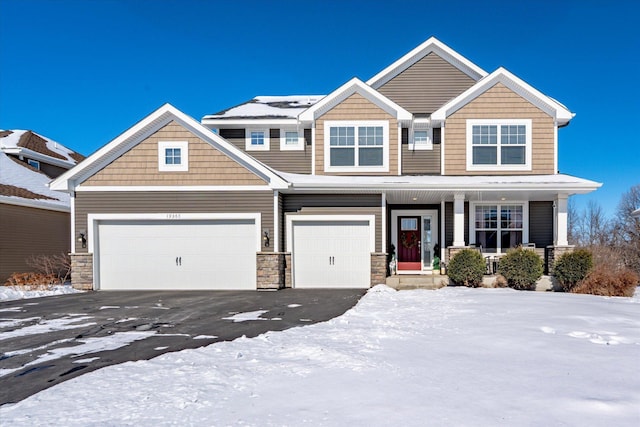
[397,216,421,270]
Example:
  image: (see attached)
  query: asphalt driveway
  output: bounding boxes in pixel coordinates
[0,289,366,405]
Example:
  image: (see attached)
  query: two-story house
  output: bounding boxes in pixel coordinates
[51,37,600,291]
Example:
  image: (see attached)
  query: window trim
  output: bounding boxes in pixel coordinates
[466,119,532,171]
[323,120,389,173]
[469,201,529,254]
[27,159,41,170]
[245,129,270,151]
[279,128,304,151]
[158,141,188,172]
[409,128,433,151]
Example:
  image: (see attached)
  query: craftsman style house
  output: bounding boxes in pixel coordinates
[51,37,600,290]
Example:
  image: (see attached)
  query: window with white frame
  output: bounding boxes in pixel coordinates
[473,204,524,253]
[410,129,433,150]
[245,129,270,151]
[324,120,389,172]
[158,141,188,172]
[280,129,303,150]
[466,119,532,171]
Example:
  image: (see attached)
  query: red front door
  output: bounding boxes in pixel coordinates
[397,216,421,270]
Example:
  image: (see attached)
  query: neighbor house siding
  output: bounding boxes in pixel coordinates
[83,121,266,186]
[529,201,554,248]
[401,128,441,174]
[283,194,383,252]
[315,93,399,176]
[376,52,477,114]
[74,191,274,253]
[0,204,70,282]
[219,128,312,174]
[444,83,555,175]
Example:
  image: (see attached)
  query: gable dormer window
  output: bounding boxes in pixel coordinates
[324,120,389,172]
[466,119,532,171]
[246,129,270,151]
[158,141,188,172]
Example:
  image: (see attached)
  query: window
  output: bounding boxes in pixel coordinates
[27,159,40,170]
[473,204,525,253]
[245,129,270,151]
[280,129,304,151]
[158,141,188,171]
[466,119,532,171]
[324,120,389,172]
[410,129,433,150]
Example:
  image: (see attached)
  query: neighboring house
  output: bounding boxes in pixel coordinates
[51,37,601,291]
[0,130,84,282]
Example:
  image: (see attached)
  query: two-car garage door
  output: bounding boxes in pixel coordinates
[96,219,257,290]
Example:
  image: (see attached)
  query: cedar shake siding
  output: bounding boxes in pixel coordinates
[219,128,312,174]
[0,204,70,282]
[401,128,441,175]
[74,191,275,253]
[283,194,383,252]
[444,83,555,175]
[315,93,399,176]
[377,53,477,114]
[529,201,554,248]
[83,121,266,186]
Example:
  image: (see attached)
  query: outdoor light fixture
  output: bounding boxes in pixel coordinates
[263,229,270,247]
[77,230,87,248]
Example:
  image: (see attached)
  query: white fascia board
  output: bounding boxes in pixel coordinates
[0,196,70,212]
[432,68,574,123]
[1,147,75,169]
[367,37,488,88]
[201,118,299,127]
[298,78,412,122]
[50,103,290,192]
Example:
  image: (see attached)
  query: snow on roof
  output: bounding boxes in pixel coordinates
[0,150,70,210]
[0,129,83,165]
[203,95,325,120]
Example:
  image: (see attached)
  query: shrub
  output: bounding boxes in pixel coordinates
[571,265,639,297]
[447,249,486,287]
[554,249,593,291]
[497,247,544,291]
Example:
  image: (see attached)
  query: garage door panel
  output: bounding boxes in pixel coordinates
[97,219,256,290]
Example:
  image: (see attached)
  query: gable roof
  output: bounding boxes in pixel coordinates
[367,37,488,89]
[431,67,575,125]
[0,129,84,168]
[50,104,289,192]
[298,78,412,123]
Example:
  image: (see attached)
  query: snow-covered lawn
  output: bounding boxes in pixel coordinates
[0,284,82,302]
[1,286,638,426]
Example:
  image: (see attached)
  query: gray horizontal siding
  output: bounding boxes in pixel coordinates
[75,191,274,253]
[283,194,383,252]
[219,128,312,174]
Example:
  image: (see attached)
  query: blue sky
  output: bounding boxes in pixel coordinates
[1,0,638,216]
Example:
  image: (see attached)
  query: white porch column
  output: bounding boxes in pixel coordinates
[453,193,466,246]
[555,194,569,246]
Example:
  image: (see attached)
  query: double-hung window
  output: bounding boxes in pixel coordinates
[466,119,532,171]
[280,129,303,150]
[245,129,270,151]
[324,120,388,172]
[158,141,188,172]
[473,204,525,253]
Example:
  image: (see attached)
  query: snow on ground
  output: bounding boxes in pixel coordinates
[0,284,82,302]
[1,286,639,426]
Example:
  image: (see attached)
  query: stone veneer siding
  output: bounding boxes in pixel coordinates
[371,253,387,286]
[546,245,574,275]
[256,252,286,290]
[70,253,93,290]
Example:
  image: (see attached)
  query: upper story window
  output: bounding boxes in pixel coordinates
[410,129,433,150]
[466,119,532,171]
[245,129,270,151]
[280,129,303,151]
[158,141,188,172]
[27,159,40,170]
[324,120,389,172]
[472,203,526,253]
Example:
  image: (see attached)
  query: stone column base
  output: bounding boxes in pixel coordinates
[70,253,93,290]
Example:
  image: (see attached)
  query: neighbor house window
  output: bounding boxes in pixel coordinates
[158,141,188,171]
[324,120,389,172]
[466,119,532,171]
[473,204,525,253]
[245,129,270,151]
[410,129,433,150]
[280,129,303,151]
[27,159,40,170]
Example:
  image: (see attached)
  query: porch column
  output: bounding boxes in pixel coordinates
[453,193,466,247]
[555,194,569,246]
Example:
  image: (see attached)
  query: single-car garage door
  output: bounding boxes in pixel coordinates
[96,219,257,290]
[291,220,372,288]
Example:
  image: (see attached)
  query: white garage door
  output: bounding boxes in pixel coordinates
[97,219,257,290]
[292,220,371,288]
